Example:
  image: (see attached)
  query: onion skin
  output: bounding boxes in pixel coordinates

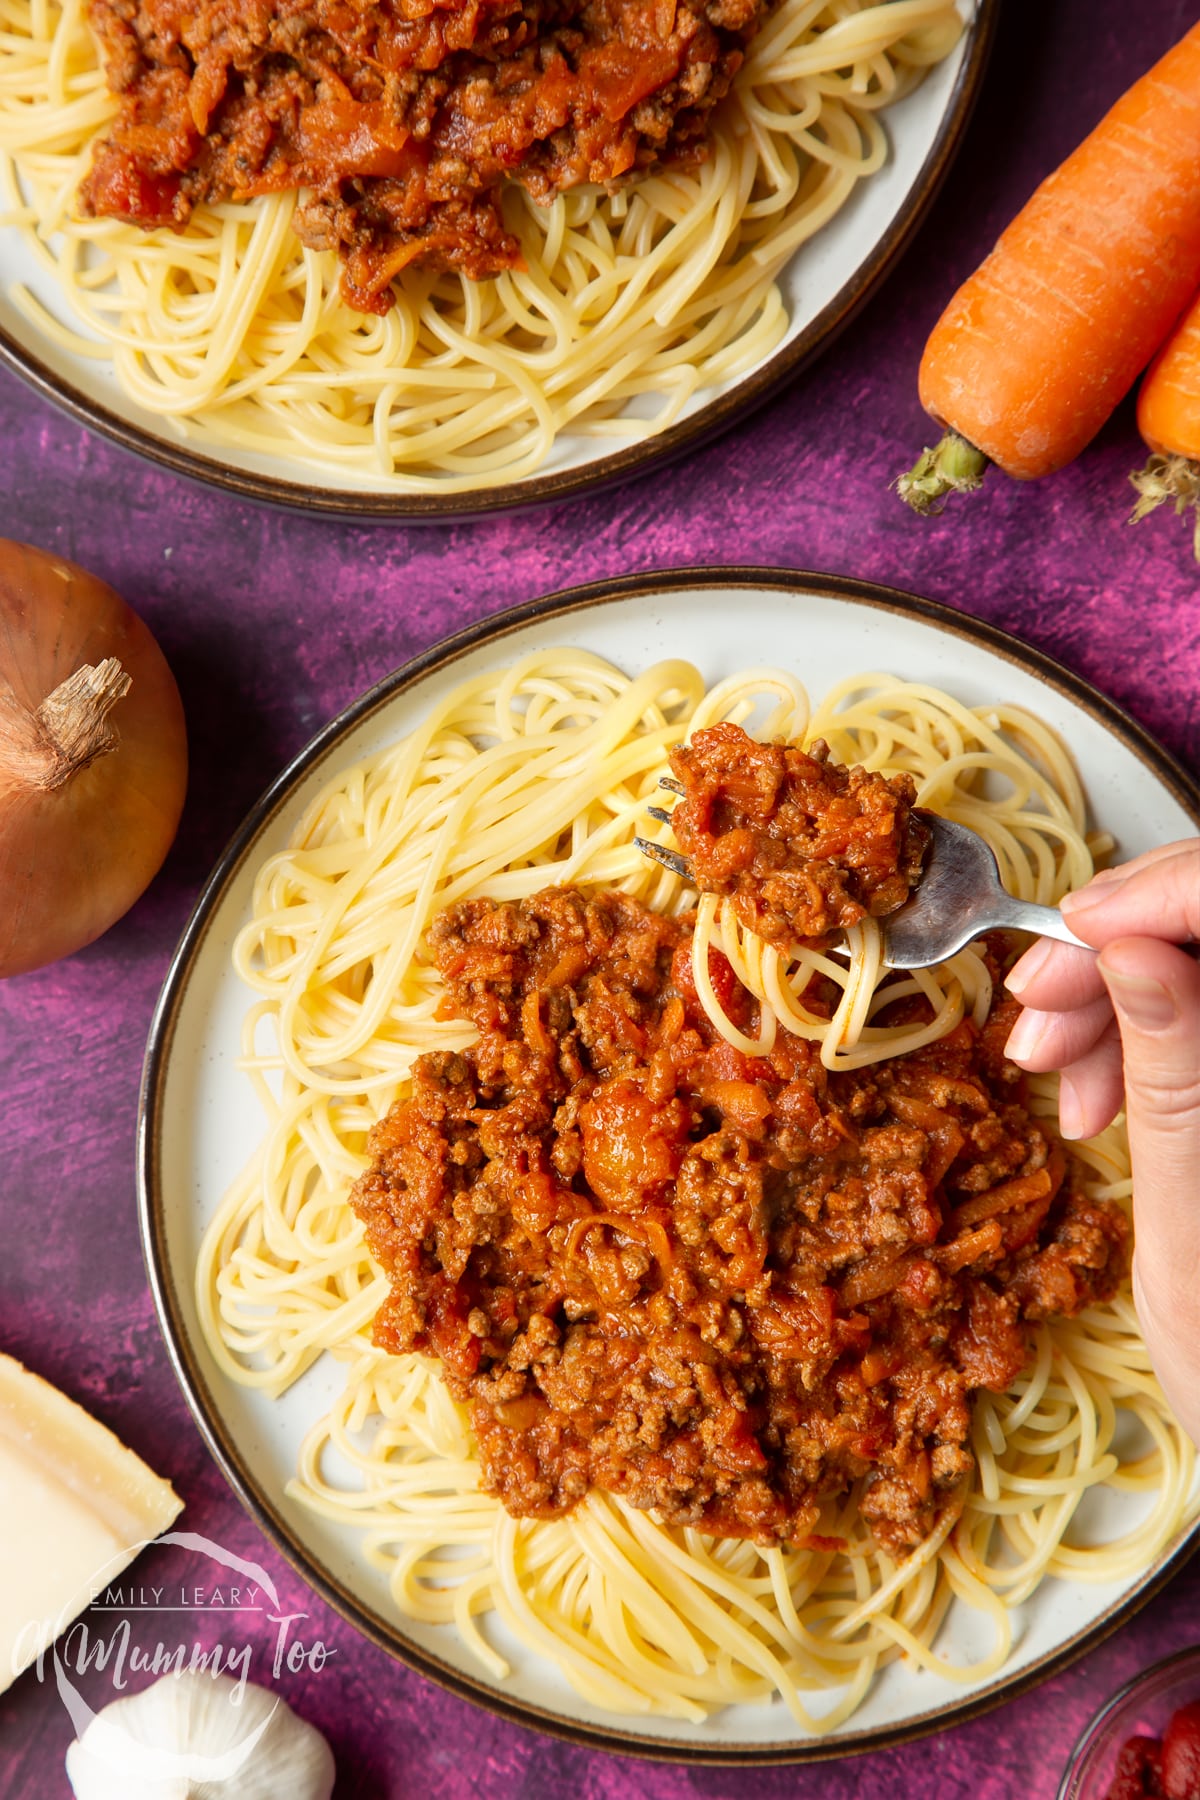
[0,540,187,977]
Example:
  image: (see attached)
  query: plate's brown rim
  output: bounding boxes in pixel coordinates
[1,6,997,525]
[138,567,1200,1764]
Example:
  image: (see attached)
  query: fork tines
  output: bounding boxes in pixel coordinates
[634,837,692,879]
[635,776,690,877]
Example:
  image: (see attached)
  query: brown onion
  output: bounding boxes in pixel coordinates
[0,539,187,976]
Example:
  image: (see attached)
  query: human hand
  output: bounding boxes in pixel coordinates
[1002,840,1200,1445]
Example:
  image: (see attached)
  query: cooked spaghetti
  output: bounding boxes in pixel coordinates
[0,0,962,489]
[196,653,1195,1728]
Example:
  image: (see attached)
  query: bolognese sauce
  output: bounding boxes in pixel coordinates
[79,0,765,310]
[667,722,931,948]
[350,885,1127,1556]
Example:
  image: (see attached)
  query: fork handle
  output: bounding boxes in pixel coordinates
[987,896,1094,951]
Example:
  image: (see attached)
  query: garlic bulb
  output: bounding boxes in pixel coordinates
[65,1671,335,1800]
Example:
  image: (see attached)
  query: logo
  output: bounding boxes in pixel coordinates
[15,1532,335,1781]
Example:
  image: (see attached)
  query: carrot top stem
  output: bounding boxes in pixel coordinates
[896,430,990,515]
[1129,452,1200,562]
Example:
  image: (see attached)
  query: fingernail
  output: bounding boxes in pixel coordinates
[1006,937,1055,996]
[1103,968,1179,1030]
[1004,1009,1044,1063]
[1058,1072,1085,1140]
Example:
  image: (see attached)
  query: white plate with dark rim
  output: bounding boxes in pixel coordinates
[1,6,995,521]
[138,568,1200,1762]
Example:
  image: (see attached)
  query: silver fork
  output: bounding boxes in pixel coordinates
[635,803,1093,971]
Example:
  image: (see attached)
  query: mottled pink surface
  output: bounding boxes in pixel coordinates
[3,1,1200,1794]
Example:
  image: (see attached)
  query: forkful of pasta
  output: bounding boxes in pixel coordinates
[634,723,1093,971]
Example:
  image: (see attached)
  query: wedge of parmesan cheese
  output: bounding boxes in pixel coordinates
[0,1353,183,1695]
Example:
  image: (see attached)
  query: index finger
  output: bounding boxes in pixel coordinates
[1084,839,1200,886]
[1061,841,1200,948]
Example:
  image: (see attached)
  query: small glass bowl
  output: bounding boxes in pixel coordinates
[1058,1645,1200,1800]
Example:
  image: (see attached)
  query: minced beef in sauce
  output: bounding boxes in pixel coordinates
[667,721,932,949]
[351,886,1128,1557]
[80,0,765,309]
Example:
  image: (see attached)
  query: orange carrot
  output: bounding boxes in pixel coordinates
[898,22,1200,514]
[1129,290,1200,559]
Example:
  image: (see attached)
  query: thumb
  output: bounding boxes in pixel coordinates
[1099,937,1200,1414]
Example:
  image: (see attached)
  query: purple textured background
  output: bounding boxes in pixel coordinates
[3,1,1200,1793]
